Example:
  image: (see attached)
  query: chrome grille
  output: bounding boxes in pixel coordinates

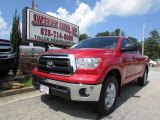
[0,42,11,53]
[38,54,76,76]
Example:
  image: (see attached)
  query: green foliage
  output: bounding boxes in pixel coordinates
[144,30,160,60]
[111,31,115,36]
[96,28,126,37]
[19,77,32,87]
[10,9,21,76]
[79,34,88,41]
[121,31,126,36]
[150,30,160,45]
[114,29,120,36]
[96,31,110,37]
[106,31,110,36]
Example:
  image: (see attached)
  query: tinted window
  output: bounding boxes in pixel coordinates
[121,38,139,53]
[128,39,139,53]
[121,39,129,48]
[128,39,136,46]
[71,37,118,49]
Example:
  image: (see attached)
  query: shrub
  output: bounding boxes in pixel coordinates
[19,53,39,77]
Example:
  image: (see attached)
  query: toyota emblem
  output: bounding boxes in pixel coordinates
[47,61,54,68]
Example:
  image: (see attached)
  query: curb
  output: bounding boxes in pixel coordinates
[0,86,37,98]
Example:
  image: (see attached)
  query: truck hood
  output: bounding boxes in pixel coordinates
[46,48,115,58]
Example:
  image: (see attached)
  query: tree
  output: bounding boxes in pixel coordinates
[96,31,110,37]
[96,28,126,37]
[121,31,125,36]
[96,32,103,37]
[115,29,126,36]
[114,28,120,36]
[144,30,160,59]
[79,34,88,41]
[106,31,110,36]
[111,31,115,36]
[150,30,160,45]
[10,10,21,76]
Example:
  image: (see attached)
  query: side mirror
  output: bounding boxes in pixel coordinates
[121,44,138,52]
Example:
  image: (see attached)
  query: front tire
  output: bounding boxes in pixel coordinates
[97,76,118,115]
[138,69,148,86]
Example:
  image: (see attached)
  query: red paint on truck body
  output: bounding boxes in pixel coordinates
[32,36,149,85]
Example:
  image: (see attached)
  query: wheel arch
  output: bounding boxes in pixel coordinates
[104,69,122,96]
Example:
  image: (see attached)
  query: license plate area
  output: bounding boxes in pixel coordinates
[40,84,49,94]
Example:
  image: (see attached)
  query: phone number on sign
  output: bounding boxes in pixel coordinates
[40,28,73,41]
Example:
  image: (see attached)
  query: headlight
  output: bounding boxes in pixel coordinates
[76,58,101,69]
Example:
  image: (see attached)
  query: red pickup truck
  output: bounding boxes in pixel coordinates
[32,36,149,115]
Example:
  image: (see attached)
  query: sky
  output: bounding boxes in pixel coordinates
[0,0,160,41]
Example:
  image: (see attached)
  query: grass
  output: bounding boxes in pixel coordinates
[19,77,33,87]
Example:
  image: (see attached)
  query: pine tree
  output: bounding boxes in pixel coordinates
[10,10,21,76]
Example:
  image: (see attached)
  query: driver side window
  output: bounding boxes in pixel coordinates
[121,38,139,54]
[121,39,130,48]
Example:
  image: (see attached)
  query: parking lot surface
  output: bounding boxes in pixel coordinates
[0,69,160,120]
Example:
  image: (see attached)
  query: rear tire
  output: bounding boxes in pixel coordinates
[138,69,148,86]
[97,75,118,115]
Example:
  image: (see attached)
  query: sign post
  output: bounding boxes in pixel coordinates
[22,7,79,49]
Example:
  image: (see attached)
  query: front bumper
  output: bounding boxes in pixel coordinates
[32,75,102,101]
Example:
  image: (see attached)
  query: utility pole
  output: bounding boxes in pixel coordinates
[32,0,37,10]
[32,0,35,9]
[29,0,35,47]
[142,23,145,55]
[32,0,47,51]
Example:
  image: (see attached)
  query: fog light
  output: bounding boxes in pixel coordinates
[85,88,91,96]
[79,86,93,97]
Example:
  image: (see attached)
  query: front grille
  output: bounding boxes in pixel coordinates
[38,54,75,76]
[0,43,11,53]
[0,48,11,52]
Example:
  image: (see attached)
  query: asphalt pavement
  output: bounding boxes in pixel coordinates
[0,69,160,120]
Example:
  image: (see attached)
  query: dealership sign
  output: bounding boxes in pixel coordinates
[22,7,79,46]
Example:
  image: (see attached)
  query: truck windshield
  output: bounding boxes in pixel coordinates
[71,37,118,49]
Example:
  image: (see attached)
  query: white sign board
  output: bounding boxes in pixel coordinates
[22,7,79,47]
